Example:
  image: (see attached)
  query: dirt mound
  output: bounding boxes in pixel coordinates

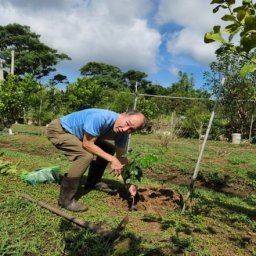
[105,186,183,214]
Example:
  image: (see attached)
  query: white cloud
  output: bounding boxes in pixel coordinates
[0,0,236,85]
[1,0,73,11]
[155,0,226,66]
[0,0,161,74]
[167,28,218,65]
[155,0,224,30]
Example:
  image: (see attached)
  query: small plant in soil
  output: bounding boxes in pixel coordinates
[121,150,158,184]
[121,150,158,210]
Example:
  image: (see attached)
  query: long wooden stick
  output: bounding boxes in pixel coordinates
[20,193,128,241]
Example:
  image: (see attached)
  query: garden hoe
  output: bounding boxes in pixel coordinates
[20,193,129,242]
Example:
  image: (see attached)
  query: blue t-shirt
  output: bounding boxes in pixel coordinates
[60,108,128,148]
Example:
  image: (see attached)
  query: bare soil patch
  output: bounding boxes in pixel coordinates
[105,186,183,214]
[146,168,255,198]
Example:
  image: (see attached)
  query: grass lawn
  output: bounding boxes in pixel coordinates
[0,124,255,255]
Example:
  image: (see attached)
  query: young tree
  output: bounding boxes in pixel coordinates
[99,88,134,113]
[65,77,103,112]
[28,83,66,125]
[0,23,71,79]
[204,0,256,77]
[0,75,41,129]
[183,102,211,138]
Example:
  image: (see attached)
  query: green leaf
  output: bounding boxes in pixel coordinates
[224,23,240,33]
[211,0,225,4]
[242,0,252,4]
[204,26,226,43]
[240,34,256,52]
[213,5,221,13]
[236,9,247,22]
[236,9,249,23]
[134,166,143,182]
[234,6,246,13]
[121,164,143,183]
[240,63,256,77]
[221,14,236,21]
[228,27,241,42]
[240,29,256,38]
[244,16,256,30]
[226,0,235,5]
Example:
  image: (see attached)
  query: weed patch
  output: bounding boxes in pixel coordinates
[0,128,256,255]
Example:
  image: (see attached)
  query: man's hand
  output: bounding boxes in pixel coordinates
[110,158,123,176]
[117,156,129,165]
[128,184,137,197]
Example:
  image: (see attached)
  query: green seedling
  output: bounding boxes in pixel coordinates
[121,151,158,211]
[121,162,143,184]
[121,151,158,184]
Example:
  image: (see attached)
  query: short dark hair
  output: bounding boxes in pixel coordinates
[126,110,142,115]
[126,110,147,130]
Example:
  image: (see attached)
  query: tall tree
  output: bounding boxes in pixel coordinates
[170,71,195,95]
[80,62,123,89]
[204,50,256,135]
[122,69,151,91]
[0,23,71,79]
[165,71,198,115]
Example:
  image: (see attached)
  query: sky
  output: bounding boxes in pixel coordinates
[0,0,227,89]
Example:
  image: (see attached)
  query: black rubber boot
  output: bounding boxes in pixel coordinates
[58,174,88,212]
[85,140,115,191]
[85,160,106,189]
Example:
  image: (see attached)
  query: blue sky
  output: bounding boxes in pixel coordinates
[0,0,226,89]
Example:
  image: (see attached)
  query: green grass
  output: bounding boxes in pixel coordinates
[0,124,256,255]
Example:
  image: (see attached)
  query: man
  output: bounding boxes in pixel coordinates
[46,108,146,212]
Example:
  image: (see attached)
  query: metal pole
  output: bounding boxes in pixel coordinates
[126,81,138,152]
[249,113,254,141]
[181,77,225,214]
[0,59,4,80]
[11,50,14,75]
[133,81,138,110]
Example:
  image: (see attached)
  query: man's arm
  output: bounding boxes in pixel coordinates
[115,147,129,165]
[115,147,137,197]
[82,132,123,175]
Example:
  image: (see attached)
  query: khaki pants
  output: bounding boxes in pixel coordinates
[46,119,115,178]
